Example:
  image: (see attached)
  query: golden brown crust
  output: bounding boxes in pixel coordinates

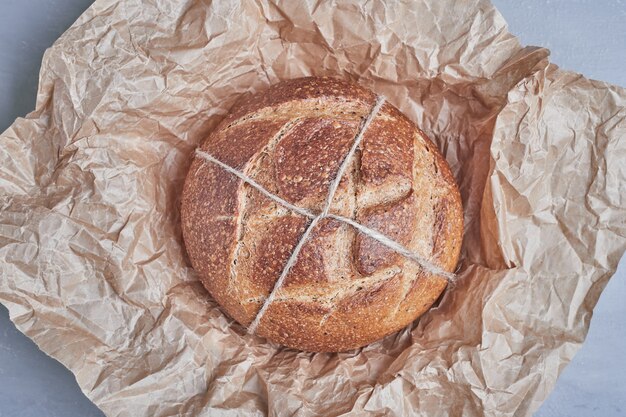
[181,77,463,352]
[355,192,418,275]
[274,117,360,209]
[218,77,376,128]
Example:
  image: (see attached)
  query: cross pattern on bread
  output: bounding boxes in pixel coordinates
[194,95,455,335]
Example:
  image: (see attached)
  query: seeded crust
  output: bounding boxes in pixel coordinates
[181,77,463,352]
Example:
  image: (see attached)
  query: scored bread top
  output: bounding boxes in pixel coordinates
[181,77,463,352]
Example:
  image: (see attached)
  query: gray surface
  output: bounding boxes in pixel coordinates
[0,1,624,416]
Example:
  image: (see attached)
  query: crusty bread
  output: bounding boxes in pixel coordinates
[181,77,463,352]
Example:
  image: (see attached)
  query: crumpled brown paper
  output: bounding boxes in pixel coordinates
[1,0,624,415]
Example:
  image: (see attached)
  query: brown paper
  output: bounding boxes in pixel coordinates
[1,0,624,416]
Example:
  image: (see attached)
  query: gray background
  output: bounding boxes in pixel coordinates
[0,0,624,416]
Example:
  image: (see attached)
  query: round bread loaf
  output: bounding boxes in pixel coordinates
[181,77,463,352]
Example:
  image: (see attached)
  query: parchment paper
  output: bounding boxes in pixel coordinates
[1,0,624,416]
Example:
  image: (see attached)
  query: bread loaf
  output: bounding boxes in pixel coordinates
[181,77,463,352]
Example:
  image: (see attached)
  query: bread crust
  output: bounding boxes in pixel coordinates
[181,77,463,352]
